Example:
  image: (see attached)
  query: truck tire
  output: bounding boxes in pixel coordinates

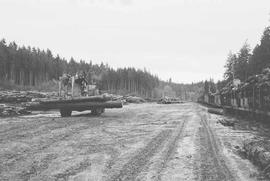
[60,109,72,117]
[91,108,104,116]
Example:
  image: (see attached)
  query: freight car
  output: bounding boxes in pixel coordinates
[199,69,270,116]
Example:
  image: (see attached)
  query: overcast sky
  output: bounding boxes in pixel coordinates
[1,0,270,83]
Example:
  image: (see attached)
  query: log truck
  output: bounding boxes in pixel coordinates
[27,73,123,117]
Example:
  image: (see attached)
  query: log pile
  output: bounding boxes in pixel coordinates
[0,104,31,117]
[124,96,146,103]
[39,95,112,104]
[78,93,146,104]
[0,91,50,103]
[86,93,146,104]
[0,91,51,117]
[0,91,123,117]
[104,94,146,104]
[157,97,183,104]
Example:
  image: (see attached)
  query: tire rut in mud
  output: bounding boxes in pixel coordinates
[199,114,235,181]
[108,118,187,181]
[151,119,187,181]
[107,130,171,181]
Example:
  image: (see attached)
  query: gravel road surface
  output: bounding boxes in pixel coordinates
[0,103,263,180]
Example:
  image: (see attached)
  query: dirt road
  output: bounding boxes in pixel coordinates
[0,103,262,180]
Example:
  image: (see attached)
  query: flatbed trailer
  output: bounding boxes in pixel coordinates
[26,95,123,117]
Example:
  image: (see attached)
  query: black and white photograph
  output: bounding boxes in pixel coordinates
[1,0,270,180]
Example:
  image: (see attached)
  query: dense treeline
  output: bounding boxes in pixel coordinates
[0,38,204,99]
[170,81,204,101]
[0,39,162,97]
[0,39,66,85]
[100,68,160,97]
[201,26,270,96]
[224,26,270,84]
[0,38,205,99]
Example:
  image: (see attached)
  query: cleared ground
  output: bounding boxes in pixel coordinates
[0,103,263,181]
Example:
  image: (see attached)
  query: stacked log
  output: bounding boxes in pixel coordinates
[26,95,123,111]
[99,93,146,104]
[0,91,49,103]
[157,97,183,104]
[0,104,31,117]
[0,91,49,117]
[125,96,146,103]
[0,92,123,116]
[39,95,112,104]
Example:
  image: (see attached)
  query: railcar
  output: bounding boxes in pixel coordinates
[199,71,270,117]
